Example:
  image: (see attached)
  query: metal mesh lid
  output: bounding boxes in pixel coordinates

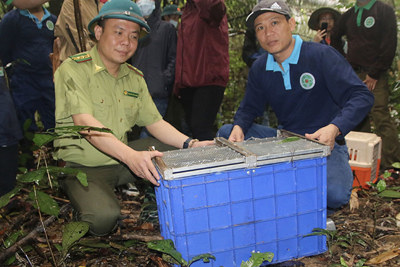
[238,137,330,161]
[155,135,330,180]
[161,145,245,171]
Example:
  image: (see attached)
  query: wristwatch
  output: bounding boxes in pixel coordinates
[183,138,192,149]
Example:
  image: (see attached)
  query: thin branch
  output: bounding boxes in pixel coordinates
[33,186,57,266]
[0,204,71,264]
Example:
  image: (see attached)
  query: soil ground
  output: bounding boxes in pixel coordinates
[1,138,400,266]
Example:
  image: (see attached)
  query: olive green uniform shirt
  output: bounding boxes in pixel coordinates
[54,45,162,166]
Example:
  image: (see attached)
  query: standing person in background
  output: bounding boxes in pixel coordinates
[3,0,47,8]
[308,7,341,45]
[131,0,177,139]
[174,0,229,141]
[0,3,57,132]
[54,0,105,64]
[161,3,188,135]
[161,4,181,29]
[0,61,22,197]
[242,27,266,68]
[331,0,400,171]
[0,0,46,196]
[242,0,265,68]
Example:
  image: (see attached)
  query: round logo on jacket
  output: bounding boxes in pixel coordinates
[300,73,315,90]
[46,20,54,31]
[364,16,375,28]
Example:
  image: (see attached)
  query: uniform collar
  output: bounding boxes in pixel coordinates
[354,0,376,27]
[265,35,302,90]
[90,45,131,79]
[266,35,302,73]
[19,7,50,29]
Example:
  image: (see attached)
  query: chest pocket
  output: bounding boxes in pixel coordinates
[92,95,114,126]
[120,92,140,128]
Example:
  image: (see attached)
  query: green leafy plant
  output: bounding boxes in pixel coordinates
[330,256,367,267]
[147,239,274,267]
[59,221,90,263]
[0,126,112,265]
[240,251,274,267]
[367,166,400,199]
[147,239,215,267]
[305,228,367,255]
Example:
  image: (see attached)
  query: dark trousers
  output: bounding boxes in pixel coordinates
[354,70,400,169]
[0,144,19,197]
[180,85,225,141]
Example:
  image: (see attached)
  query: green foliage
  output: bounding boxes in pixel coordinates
[29,189,60,217]
[0,186,21,209]
[18,168,46,184]
[147,239,215,267]
[226,0,256,31]
[367,174,400,198]
[305,228,367,255]
[217,34,248,129]
[240,251,274,267]
[330,256,367,267]
[33,125,114,147]
[2,230,24,249]
[376,179,387,193]
[60,222,90,261]
[378,189,400,198]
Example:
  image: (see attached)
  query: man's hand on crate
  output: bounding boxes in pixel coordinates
[228,125,245,142]
[305,124,340,150]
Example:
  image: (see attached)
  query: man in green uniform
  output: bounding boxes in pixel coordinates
[54,0,212,236]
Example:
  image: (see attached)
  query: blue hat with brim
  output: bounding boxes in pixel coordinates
[88,0,150,38]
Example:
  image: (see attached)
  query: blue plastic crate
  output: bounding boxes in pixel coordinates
[155,155,327,266]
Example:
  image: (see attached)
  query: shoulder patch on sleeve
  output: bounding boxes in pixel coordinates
[69,52,92,63]
[127,64,144,77]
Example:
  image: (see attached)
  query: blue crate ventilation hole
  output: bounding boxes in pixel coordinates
[154,137,329,266]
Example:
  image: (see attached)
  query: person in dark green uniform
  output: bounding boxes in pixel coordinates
[54,0,212,236]
[4,0,48,8]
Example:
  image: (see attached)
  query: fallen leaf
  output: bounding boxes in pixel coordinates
[350,188,359,212]
[134,222,154,231]
[366,248,400,264]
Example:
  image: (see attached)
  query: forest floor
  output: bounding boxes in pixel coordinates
[1,147,400,266]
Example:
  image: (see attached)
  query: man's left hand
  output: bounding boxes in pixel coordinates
[305,124,340,150]
[363,74,377,91]
[191,140,214,148]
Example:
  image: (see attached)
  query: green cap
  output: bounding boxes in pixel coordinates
[88,0,150,38]
[161,4,182,17]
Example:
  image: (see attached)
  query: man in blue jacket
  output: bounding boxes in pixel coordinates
[0,2,56,131]
[3,0,48,8]
[0,0,48,196]
[218,0,374,211]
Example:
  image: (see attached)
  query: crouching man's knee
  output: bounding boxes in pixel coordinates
[327,184,351,209]
[79,208,121,236]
